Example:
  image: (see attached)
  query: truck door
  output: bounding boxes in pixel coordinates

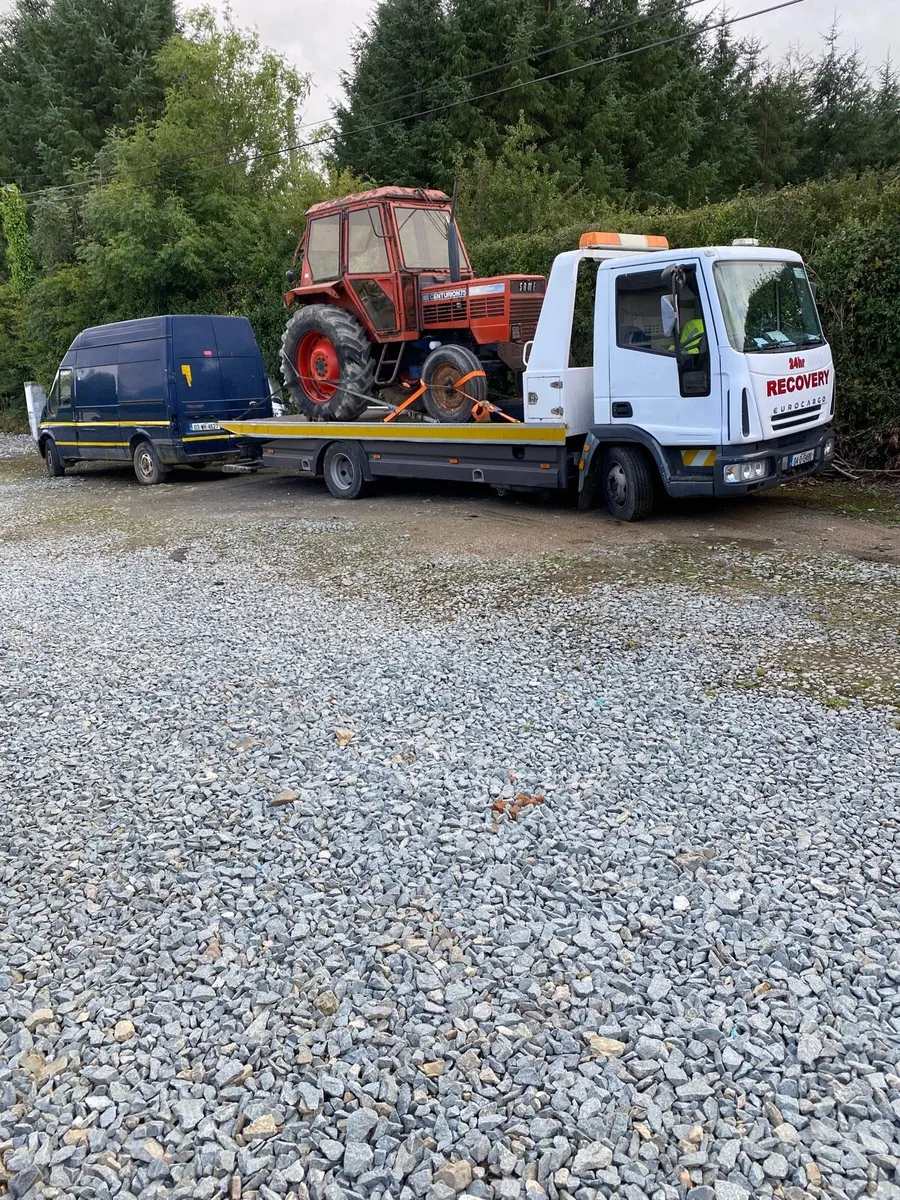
[608,261,719,444]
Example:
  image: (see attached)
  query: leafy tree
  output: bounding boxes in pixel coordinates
[0,0,177,191]
[803,24,875,179]
[331,0,459,189]
[78,8,361,374]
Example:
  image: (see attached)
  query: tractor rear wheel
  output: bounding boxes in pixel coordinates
[421,345,487,423]
[281,306,375,421]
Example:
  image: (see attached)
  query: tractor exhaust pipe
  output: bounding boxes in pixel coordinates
[448,179,461,284]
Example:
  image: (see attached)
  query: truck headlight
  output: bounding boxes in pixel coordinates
[824,437,834,458]
[723,460,769,484]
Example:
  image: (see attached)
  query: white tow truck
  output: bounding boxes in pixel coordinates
[223,232,835,520]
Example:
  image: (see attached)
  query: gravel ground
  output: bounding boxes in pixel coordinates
[0,434,37,460]
[0,465,898,1200]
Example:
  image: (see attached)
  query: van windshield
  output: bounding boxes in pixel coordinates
[714,260,824,353]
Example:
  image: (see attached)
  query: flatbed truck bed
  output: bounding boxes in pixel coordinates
[222,412,581,495]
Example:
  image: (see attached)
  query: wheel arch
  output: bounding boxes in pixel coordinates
[578,425,669,507]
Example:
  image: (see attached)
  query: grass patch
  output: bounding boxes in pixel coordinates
[764,476,900,526]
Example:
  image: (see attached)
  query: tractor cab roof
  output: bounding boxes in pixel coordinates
[306,186,451,217]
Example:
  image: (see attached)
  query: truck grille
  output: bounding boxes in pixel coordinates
[510,294,544,338]
[771,402,822,431]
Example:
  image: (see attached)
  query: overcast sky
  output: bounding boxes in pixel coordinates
[0,0,895,130]
[203,0,898,128]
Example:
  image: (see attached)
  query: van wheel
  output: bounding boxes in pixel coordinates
[133,439,169,486]
[323,442,370,500]
[601,445,655,521]
[44,440,65,477]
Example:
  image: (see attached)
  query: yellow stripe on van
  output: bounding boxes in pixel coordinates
[182,433,234,442]
[680,448,717,468]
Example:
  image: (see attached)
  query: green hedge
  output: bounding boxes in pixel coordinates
[469,173,900,465]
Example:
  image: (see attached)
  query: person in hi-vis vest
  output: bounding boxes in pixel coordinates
[668,317,705,355]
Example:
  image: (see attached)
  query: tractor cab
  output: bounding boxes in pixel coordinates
[281,187,546,423]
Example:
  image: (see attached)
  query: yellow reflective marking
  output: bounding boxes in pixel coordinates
[182,433,234,442]
[181,365,193,387]
[680,448,716,468]
[73,441,131,447]
[221,420,569,444]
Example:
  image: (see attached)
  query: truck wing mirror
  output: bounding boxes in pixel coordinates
[660,295,678,338]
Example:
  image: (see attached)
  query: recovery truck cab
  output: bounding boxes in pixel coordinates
[526,232,834,519]
[223,231,834,520]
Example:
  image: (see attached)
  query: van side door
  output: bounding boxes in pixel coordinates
[74,351,127,460]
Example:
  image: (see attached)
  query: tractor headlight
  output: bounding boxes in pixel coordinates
[723,459,769,484]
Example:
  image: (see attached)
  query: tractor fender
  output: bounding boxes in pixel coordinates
[283,284,345,308]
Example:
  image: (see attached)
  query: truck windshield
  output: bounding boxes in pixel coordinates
[714,260,824,353]
[395,206,451,270]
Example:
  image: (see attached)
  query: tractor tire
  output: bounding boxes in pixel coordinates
[601,445,656,522]
[281,306,375,421]
[421,345,487,423]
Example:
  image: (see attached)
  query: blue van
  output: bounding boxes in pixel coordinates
[38,315,272,484]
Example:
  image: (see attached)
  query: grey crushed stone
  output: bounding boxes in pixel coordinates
[0,472,898,1200]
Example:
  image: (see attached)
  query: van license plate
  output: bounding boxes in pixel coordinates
[189,421,220,432]
[789,449,815,467]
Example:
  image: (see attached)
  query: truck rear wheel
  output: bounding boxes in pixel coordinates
[421,345,487,423]
[601,445,655,521]
[323,442,370,500]
[282,306,375,422]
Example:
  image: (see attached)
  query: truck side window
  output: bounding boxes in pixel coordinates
[47,368,73,416]
[616,267,710,396]
[348,207,389,274]
[306,214,341,282]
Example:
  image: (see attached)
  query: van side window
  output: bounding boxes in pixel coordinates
[118,360,166,404]
[306,214,341,282]
[47,368,73,416]
[75,365,117,406]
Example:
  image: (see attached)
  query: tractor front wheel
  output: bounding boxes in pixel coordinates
[421,345,487,423]
[281,306,375,421]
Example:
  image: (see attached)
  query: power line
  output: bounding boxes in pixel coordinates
[20,0,804,203]
[16,0,723,199]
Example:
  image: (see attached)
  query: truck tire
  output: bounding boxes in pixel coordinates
[133,439,169,486]
[421,345,487,423]
[601,445,655,521]
[43,439,66,477]
[282,306,374,421]
[323,441,371,500]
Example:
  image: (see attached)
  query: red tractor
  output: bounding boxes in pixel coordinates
[281,187,546,422]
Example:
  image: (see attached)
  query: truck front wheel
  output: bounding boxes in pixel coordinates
[601,445,655,521]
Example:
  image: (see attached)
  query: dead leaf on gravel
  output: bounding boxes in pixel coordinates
[335,728,355,748]
[269,788,299,807]
[493,793,545,820]
[234,735,257,752]
[392,752,416,763]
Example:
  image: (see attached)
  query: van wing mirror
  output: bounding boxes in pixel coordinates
[660,294,678,338]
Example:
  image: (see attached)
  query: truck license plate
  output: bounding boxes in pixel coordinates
[189,421,220,432]
[789,449,815,467]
